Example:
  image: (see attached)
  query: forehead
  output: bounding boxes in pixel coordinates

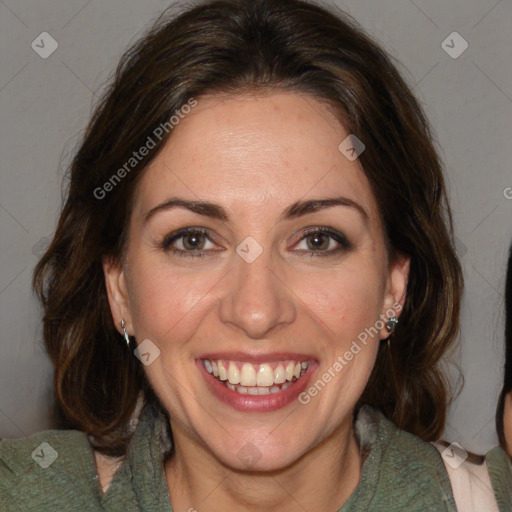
[133,92,379,224]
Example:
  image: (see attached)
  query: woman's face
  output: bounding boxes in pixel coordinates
[104,92,409,471]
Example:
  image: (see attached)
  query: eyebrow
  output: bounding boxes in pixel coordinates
[143,196,368,225]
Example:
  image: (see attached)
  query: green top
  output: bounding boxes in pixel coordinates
[1,401,511,511]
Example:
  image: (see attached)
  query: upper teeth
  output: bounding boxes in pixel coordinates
[203,359,309,387]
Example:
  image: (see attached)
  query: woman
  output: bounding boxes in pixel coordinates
[497,242,512,457]
[1,0,510,510]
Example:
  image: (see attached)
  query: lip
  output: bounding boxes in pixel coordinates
[196,354,317,412]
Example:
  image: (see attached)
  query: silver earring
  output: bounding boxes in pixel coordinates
[121,319,131,347]
[385,316,399,333]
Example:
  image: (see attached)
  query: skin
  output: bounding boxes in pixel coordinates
[103,92,410,511]
[504,392,512,457]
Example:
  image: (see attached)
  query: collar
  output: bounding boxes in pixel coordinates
[100,399,387,511]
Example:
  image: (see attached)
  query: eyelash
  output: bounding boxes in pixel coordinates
[159,226,352,259]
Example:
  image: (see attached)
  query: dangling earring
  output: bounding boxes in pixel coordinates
[121,319,131,347]
[385,316,399,334]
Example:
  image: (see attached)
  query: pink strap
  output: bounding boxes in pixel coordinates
[431,441,499,512]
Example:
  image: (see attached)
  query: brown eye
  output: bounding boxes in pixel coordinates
[294,227,351,256]
[161,227,215,258]
[305,232,330,251]
[181,232,207,250]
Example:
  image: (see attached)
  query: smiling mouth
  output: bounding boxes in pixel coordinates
[201,358,310,395]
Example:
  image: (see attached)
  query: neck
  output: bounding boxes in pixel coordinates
[165,417,362,512]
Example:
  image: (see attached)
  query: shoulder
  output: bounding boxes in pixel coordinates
[356,405,452,473]
[380,421,454,491]
[0,428,102,510]
[485,446,512,511]
[0,429,88,476]
[354,405,457,510]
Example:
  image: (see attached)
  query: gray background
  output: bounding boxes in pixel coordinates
[1,0,511,453]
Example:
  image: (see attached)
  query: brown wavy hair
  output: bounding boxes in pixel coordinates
[33,0,463,457]
[496,242,512,450]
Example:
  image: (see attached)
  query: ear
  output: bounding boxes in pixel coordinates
[103,256,133,336]
[379,253,410,340]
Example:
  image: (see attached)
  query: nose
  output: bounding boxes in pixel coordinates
[218,247,296,339]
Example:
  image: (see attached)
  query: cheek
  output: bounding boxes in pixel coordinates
[295,263,384,336]
[293,261,384,397]
[126,256,219,340]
